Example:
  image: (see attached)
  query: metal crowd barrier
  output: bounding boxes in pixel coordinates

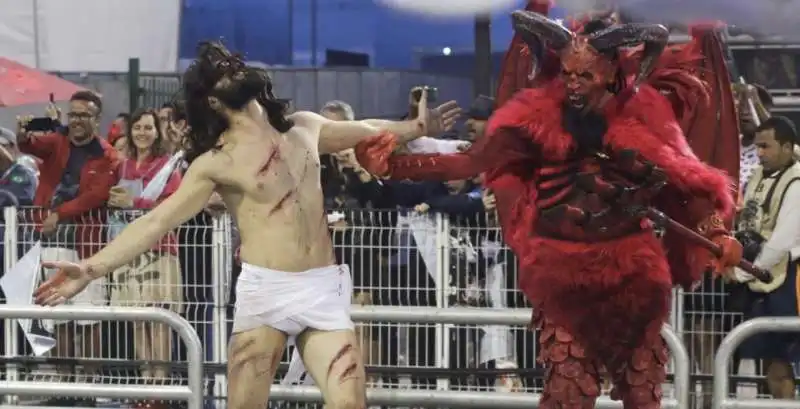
[713,317,800,409]
[0,306,203,409]
[267,306,690,409]
[0,205,723,405]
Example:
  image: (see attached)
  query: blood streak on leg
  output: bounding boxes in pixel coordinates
[326,343,359,384]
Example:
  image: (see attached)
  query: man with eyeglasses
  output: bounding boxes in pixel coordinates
[16,90,118,407]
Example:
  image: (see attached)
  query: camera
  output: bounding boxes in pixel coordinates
[734,230,765,263]
[26,117,58,132]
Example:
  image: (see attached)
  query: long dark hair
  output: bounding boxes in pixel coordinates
[256,71,294,133]
[126,109,168,160]
[182,41,293,164]
[182,57,227,164]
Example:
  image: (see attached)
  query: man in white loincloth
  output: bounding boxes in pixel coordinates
[35,41,460,409]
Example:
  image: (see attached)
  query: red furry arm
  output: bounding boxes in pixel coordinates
[608,89,738,287]
[610,88,735,219]
[483,131,538,254]
[383,152,478,181]
[496,0,554,106]
[611,117,734,217]
[355,126,536,182]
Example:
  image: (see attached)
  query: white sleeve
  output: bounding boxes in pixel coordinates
[406,136,465,154]
[754,181,800,270]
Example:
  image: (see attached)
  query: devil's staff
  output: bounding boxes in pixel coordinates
[576,151,775,284]
[632,206,772,283]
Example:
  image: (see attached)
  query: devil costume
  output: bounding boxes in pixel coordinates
[356,3,745,408]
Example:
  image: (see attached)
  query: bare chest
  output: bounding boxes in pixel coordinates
[225,138,321,205]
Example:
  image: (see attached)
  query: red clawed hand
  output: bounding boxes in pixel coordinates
[354,132,397,177]
[709,234,743,277]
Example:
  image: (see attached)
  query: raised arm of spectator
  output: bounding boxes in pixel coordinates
[133,169,183,209]
[55,150,118,220]
[16,129,60,160]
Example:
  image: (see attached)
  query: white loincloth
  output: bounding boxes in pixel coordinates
[232,263,354,386]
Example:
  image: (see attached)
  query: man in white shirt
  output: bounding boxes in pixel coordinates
[738,83,773,191]
[734,116,800,400]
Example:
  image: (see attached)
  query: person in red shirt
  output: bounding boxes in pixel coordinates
[16,91,117,403]
[106,109,182,404]
[107,113,130,159]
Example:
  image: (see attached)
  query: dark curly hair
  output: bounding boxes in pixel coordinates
[182,41,293,163]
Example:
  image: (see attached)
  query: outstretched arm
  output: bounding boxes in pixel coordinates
[317,114,420,154]
[308,91,461,154]
[608,90,740,282]
[84,156,217,278]
[612,116,735,215]
[609,85,736,218]
[355,125,537,182]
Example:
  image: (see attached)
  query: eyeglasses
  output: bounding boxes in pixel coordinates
[67,112,94,120]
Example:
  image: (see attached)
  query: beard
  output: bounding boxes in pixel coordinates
[561,102,608,153]
[214,68,268,111]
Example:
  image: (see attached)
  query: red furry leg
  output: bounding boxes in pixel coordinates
[608,329,668,409]
[533,310,601,409]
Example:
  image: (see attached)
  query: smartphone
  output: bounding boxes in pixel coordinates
[412,86,438,104]
[26,117,57,132]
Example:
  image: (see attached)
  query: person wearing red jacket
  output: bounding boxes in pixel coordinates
[355,7,747,409]
[16,90,118,405]
[107,109,182,408]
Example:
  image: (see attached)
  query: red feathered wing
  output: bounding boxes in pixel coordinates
[489,0,561,255]
[685,27,741,195]
[624,26,740,287]
[495,0,556,106]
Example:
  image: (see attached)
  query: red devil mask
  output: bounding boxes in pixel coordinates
[511,10,669,110]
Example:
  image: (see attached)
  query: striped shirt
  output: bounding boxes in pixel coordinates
[740,143,759,190]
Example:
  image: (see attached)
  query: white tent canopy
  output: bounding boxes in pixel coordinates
[0,0,180,72]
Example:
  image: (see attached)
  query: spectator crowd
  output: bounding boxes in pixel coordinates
[0,79,798,409]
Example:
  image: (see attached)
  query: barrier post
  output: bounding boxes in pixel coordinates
[713,317,800,409]
[211,213,233,400]
[3,206,21,405]
[0,306,203,409]
[127,58,141,114]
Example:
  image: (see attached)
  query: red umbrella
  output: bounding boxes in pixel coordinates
[0,57,92,107]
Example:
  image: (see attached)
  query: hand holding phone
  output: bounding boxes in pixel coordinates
[25,117,57,132]
[45,93,61,121]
